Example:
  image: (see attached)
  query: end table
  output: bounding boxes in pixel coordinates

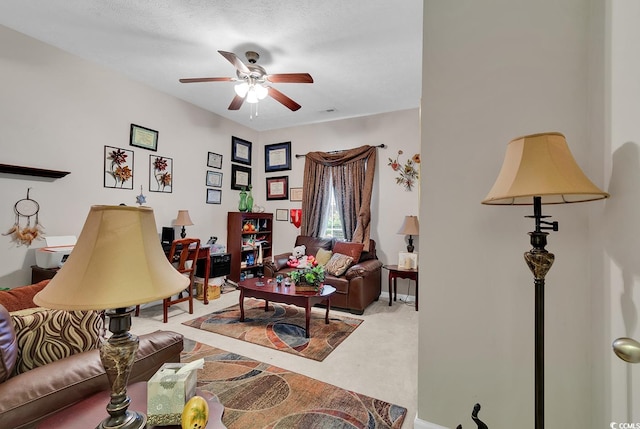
[383,264,419,311]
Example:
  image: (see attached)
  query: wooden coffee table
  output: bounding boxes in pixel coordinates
[238,277,336,338]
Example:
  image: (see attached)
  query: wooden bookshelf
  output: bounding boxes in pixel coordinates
[226,212,273,282]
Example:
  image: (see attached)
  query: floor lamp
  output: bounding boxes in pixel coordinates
[34,206,189,429]
[482,132,609,429]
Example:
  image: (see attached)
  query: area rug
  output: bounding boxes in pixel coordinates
[182,298,363,362]
[182,339,407,429]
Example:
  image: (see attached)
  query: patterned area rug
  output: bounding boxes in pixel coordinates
[182,339,407,429]
[182,298,363,361]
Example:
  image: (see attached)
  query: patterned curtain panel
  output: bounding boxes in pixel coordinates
[302,145,377,250]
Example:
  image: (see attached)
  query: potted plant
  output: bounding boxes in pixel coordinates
[289,265,326,292]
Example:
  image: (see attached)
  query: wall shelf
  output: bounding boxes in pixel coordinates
[0,164,70,179]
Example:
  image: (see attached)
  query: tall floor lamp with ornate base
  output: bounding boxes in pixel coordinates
[481,132,609,429]
[34,205,189,429]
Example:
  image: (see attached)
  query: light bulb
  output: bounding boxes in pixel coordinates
[255,84,268,100]
[234,82,249,97]
[246,87,259,104]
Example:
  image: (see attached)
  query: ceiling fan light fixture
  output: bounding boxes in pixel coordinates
[234,82,249,98]
[246,87,259,104]
[255,83,268,100]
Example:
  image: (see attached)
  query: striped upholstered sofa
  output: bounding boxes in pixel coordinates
[0,280,183,428]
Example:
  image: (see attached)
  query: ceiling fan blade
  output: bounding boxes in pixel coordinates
[218,50,251,75]
[268,87,302,111]
[228,94,245,110]
[267,73,314,84]
[179,77,234,83]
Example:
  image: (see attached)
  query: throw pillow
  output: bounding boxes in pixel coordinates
[0,280,50,312]
[0,304,17,382]
[324,253,354,277]
[11,307,103,374]
[315,248,333,266]
[333,241,365,264]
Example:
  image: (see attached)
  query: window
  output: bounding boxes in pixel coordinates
[322,187,344,239]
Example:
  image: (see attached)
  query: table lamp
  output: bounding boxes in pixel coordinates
[34,205,189,429]
[175,209,194,238]
[482,132,609,429]
[397,215,419,252]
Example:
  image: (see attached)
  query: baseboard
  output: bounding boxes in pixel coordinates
[379,290,415,303]
[414,416,451,429]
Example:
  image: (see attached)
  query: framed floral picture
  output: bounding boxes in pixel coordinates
[149,155,173,193]
[104,146,134,189]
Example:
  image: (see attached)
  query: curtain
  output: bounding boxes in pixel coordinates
[301,145,377,251]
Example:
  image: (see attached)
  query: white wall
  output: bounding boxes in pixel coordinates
[418,0,604,427]
[606,0,640,425]
[0,25,421,289]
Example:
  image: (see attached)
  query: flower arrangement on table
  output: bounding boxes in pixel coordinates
[289,265,326,292]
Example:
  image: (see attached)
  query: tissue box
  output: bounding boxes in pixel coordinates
[147,363,197,426]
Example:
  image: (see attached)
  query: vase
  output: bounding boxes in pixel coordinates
[238,188,248,212]
[246,185,254,213]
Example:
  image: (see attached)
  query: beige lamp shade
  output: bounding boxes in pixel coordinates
[482,132,609,205]
[174,210,194,226]
[34,205,189,311]
[398,215,420,235]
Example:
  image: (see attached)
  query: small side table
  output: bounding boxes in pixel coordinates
[38,381,226,428]
[383,264,419,311]
[31,265,59,283]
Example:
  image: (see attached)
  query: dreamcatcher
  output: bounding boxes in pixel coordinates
[3,188,44,246]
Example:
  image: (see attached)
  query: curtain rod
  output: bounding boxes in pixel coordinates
[295,143,386,159]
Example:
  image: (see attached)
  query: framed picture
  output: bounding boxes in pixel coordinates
[231,164,251,190]
[264,141,291,172]
[207,152,223,169]
[276,209,289,221]
[104,146,134,189]
[398,252,419,270]
[266,176,289,200]
[149,155,173,193]
[130,124,158,151]
[206,188,222,204]
[231,136,252,165]
[206,170,223,188]
[290,187,303,202]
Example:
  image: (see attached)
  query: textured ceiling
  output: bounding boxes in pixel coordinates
[0,1,423,131]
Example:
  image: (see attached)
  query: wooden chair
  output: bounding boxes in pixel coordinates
[135,238,200,323]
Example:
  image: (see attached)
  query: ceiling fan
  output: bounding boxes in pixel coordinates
[179,50,313,112]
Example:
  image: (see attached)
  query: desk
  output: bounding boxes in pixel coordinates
[38,381,226,428]
[383,265,418,311]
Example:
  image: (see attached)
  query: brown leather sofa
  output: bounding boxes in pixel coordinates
[264,236,383,314]
[0,281,184,429]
